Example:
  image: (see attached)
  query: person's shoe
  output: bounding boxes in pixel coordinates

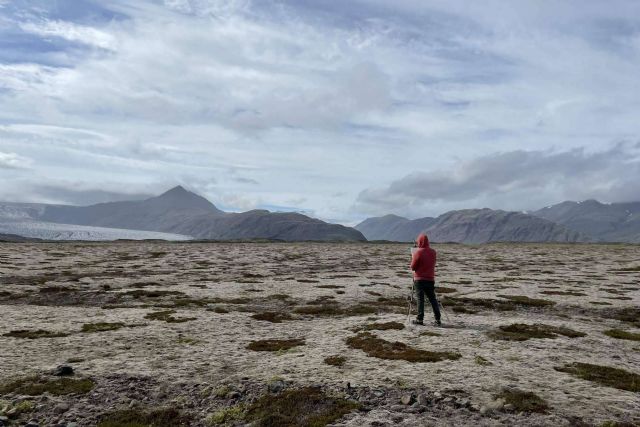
[434,320,442,327]
[411,319,424,326]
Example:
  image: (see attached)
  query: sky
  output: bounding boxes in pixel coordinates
[1,0,640,225]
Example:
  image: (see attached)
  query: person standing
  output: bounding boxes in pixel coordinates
[410,233,441,326]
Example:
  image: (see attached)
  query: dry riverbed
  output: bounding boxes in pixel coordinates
[0,242,639,426]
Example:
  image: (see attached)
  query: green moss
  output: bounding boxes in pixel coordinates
[489,323,586,341]
[81,322,125,333]
[246,338,305,352]
[420,331,442,337]
[2,329,70,339]
[244,387,359,427]
[604,329,640,342]
[495,389,548,413]
[324,356,346,367]
[539,290,586,296]
[207,404,246,425]
[251,312,293,323]
[0,376,94,396]
[611,307,640,327]
[346,332,461,363]
[97,407,191,427]
[555,362,640,392]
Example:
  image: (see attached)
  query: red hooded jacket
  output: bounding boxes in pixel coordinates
[410,234,436,281]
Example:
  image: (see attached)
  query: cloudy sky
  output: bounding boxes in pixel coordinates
[1,0,640,224]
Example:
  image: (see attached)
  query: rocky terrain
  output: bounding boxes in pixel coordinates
[0,242,639,426]
[357,209,588,243]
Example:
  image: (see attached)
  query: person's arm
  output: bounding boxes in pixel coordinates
[410,249,420,271]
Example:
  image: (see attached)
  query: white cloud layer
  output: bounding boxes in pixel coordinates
[0,0,640,223]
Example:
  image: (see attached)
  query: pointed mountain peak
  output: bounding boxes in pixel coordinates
[154,186,224,214]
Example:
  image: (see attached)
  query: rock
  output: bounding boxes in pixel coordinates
[504,403,514,411]
[442,397,454,404]
[55,403,70,414]
[390,405,405,412]
[433,391,442,399]
[53,365,74,377]
[129,399,138,408]
[400,393,415,405]
[67,423,78,427]
[372,389,385,398]
[25,421,39,427]
[227,391,241,400]
[457,398,470,407]
[268,381,285,393]
[417,393,430,406]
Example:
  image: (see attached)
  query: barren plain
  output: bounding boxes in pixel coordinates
[0,242,639,426]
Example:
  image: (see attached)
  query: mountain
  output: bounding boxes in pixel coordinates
[0,186,366,242]
[531,200,640,243]
[356,208,588,243]
[355,214,436,242]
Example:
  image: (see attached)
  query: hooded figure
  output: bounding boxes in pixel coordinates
[410,233,441,326]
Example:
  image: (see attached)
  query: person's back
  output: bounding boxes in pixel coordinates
[410,233,441,326]
[411,234,436,281]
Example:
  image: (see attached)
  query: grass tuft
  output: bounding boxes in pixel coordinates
[144,310,196,323]
[246,338,305,352]
[2,329,70,339]
[603,329,640,342]
[495,389,549,413]
[251,312,293,323]
[97,407,191,427]
[81,322,125,333]
[0,376,94,396]
[355,321,404,332]
[555,362,640,392]
[346,332,461,363]
[324,356,346,367]
[244,387,359,427]
[488,323,586,341]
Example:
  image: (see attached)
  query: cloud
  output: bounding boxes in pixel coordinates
[355,142,640,217]
[0,152,32,169]
[19,19,116,50]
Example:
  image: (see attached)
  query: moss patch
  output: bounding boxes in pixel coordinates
[496,295,556,307]
[0,376,94,396]
[207,404,246,425]
[81,322,125,333]
[474,355,492,366]
[144,310,196,323]
[324,356,346,367]
[555,362,640,392]
[495,389,549,413]
[489,323,586,341]
[244,387,359,427]
[2,329,70,339]
[346,332,461,363]
[355,321,404,332]
[247,338,305,352]
[611,307,640,327]
[604,329,640,342]
[97,407,191,427]
[251,312,293,323]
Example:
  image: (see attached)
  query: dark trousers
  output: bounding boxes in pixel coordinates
[414,280,440,322]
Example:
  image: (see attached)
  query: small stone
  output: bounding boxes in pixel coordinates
[442,397,453,404]
[390,404,405,412]
[25,421,39,427]
[400,393,414,405]
[372,389,385,398]
[268,381,285,393]
[417,393,430,406]
[227,391,241,399]
[129,399,138,408]
[457,398,470,407]
[479,405,489,415]
[55,403,70,413]
[67,423,78,427]
[433,391,442,399]
[53,365,74,377]
[504,403,514,411]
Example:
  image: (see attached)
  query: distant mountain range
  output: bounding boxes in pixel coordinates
[1,187,638,243]
[356,209,589,243]
[531,200,640,243]
[0,186,366,242]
